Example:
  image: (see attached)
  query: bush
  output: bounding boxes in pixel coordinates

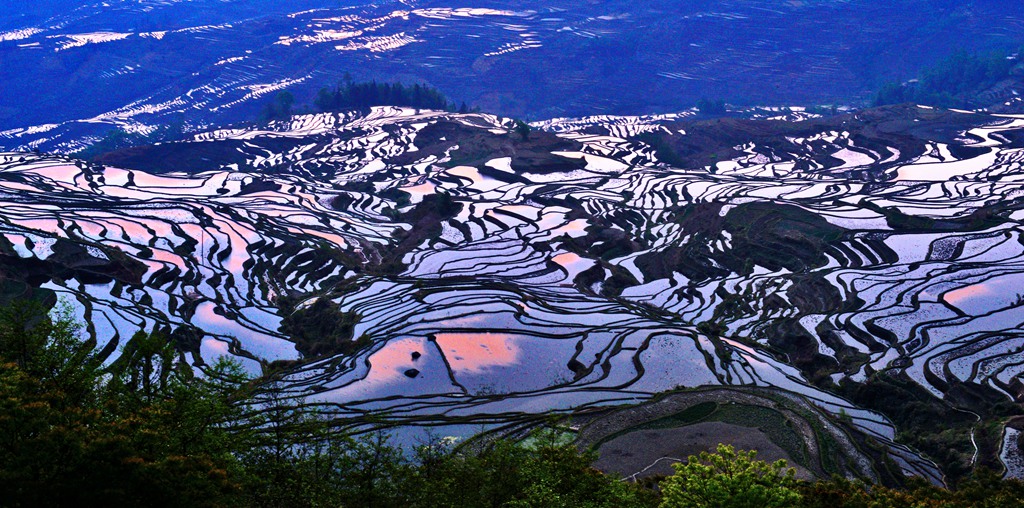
[659,444,802,508]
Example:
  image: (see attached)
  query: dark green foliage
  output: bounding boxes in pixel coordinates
[852,370,1024,481]
[0,301,244,507]
[260,91,296,122]
[108,328,178,403]
[0,298,651,507]
[662,447,1024,508]
[278,296,366,358]
[636,131,688,167]
[513,119,532,141]
[236,392,407,508]
[315,80,455,112]
[874,49,1020,108]
[3,301,1024,507]
[723,202,845,274]
[660,444,802,508]
[696,98,727,115]
[0,300,97,403]
[799,472,1024,507]
[74,122,186,161]
[407,434,654,508]
[839,372,983,481]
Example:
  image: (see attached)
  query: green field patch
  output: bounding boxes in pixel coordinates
[519,428,577,450]
[710,404,808,466]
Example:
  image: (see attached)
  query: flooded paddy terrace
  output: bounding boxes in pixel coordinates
[4,105,1024,478]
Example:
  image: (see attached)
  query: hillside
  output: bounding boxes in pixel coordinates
[3,0,1024,152]
[2,104,1024,481]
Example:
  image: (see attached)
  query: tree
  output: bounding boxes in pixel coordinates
[314,79,456,112]
[696,98,727,115]
[513,119,532,141]
[109,328,179,404]
[261,91,296,122]
[874,48,1018,108]
[659,444,802,508]
[401,430,652,508]
[0,300,251,507]
[0,299,97,405]
[277,91,295,117]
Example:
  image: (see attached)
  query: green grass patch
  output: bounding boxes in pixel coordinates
[710,404,808,467]
[520,429,577,450]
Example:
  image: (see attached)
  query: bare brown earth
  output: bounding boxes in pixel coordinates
[573,388,877,482]
[593,421,815,481]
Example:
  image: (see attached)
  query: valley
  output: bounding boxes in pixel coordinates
[3,104,1024,481]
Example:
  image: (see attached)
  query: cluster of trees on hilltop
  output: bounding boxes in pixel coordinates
[4,299,1024,507]
[696,98,727,115]
[314,78,476,115]
[257,78,479,122]
[875,48,1023,108]
[79,78,478,158]
[259,90,297,122]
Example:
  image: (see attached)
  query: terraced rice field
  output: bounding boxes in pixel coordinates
[3,105,1024,477]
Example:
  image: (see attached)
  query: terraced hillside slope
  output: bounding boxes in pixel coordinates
[2,0,1024,152]
[4,104,1024,482]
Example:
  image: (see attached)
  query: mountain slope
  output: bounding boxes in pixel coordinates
[2,0,1024,152]
[4,105,1024,478]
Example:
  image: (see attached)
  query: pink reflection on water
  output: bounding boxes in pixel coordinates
[99,167,132,187]
[285,226,348,250]
[0,181,38,193]
[202,337,230,356]
[556,219,588,234]
[144,220,174,239]
[552,251,595,280]
[74,219,106,238]
[401,181,436,203]
[552,252,583,267]
[941,275,1024,315]
[25,164,80,184]
[364,337,427,383]
[434,332,519,374]
[215,220,253,274]
[149,248,184,269]
[12,218,60,234]
[943,284,992,305]
[107,218,153,242]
